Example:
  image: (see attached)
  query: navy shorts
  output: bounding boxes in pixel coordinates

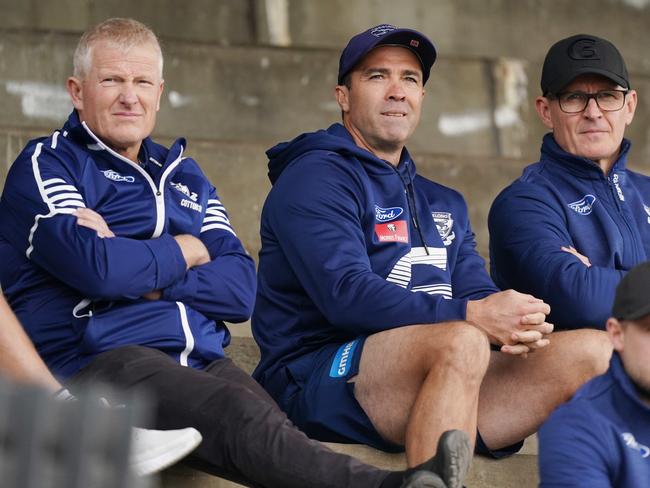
[278,337,524,458]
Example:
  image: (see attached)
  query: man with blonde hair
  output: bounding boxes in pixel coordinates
[0,18,462,487]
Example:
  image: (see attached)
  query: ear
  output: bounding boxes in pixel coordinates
[155,79,165,112]
[624,89,637,126]
[535,96,554,130]
[66,77,84,111]
[606,317,625,352]
[335,85,350,113]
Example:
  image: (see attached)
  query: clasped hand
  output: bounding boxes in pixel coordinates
[466,289,553,357]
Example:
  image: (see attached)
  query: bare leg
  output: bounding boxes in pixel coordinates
[353,322,491,466]
[477,329,612,449]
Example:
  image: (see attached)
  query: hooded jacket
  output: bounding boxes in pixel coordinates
[252,123,498,397]
[539,353,650,487]
[489,134,650,330]
[0,111,255,379]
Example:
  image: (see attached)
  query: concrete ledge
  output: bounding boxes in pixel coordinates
[160,437,538,488]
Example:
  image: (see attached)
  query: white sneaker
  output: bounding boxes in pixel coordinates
[130,427,203,476]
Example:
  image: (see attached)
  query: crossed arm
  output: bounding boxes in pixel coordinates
[75,207,210,301]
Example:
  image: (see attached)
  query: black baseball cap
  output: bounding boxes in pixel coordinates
[337,24,437,85]
[613,261,650,321]
[541,34,629,95]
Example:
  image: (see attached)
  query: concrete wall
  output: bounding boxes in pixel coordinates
[2,0,650,262]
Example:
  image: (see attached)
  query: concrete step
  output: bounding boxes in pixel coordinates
[158,336,539,487]
[161,441,538,488]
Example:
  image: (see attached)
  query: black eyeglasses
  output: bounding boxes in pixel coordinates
[550,89,629,113]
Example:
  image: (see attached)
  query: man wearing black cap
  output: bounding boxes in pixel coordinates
[539,260,650,487]
[253,25,609,480]
[489,34,650,331]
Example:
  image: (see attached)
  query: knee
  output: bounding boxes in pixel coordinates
[432,322,490,378]
[573,329,612,376]
[551,329,612,390]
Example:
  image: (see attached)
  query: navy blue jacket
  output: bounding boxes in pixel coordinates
[489,134,650,329]
[539,353,650,487]
[0,112,256,379]
[252,123,498,397]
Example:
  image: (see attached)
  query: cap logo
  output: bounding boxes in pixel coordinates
[370,24,396,37]
[569,39,600,60]
[410,39,420,47]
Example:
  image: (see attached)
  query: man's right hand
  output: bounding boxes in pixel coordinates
[466,290,553,356]
[174,235,210,270]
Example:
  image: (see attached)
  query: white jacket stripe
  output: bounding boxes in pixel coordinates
[177,302,195,367]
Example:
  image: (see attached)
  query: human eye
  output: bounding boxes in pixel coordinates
[597,90,618,100]
[562,92,587,102]
[100,77,117,85]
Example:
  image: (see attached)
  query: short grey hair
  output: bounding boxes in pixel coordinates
[73,18,163,79]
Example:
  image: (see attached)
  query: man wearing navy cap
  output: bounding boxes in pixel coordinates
[489,34,650,330]
[539,260,650,487]
[0,18,482,488]
[253,25,610,485]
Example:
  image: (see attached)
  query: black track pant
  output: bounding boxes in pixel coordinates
[69,345,391,488]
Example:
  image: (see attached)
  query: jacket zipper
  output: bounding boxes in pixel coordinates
[81,122,184,238]
[608,171,644,263]
[391,166,430,255]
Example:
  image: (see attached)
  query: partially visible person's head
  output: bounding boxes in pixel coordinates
[66,18,164,162]
[534,34,636,173]
[334,24,436,164]
[607,261,650,405]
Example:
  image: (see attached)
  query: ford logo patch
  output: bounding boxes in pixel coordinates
[375,205,404,222]
[568,194,596,215]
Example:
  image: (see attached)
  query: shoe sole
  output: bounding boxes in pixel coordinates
[438,430,471,488]
[132,429,203,476]
[403,471,448,488]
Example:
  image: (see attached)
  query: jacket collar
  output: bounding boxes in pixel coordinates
[540,133,632,179]
[610,352,650,413]
[61,110,185,170]
[328,123,417,181]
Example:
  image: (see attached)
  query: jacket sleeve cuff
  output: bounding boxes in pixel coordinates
[143,234,187,290]
[433,297,469,323]
[160,270,198,304]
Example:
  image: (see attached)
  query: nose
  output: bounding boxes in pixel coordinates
[583,97,603,119]
[386,78,406,102]
[119,83,138,105]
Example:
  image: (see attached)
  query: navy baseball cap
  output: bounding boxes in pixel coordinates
[541,34,629,95]
[337,24,437,85]
[613,261,650,321]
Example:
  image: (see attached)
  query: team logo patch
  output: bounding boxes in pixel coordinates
[170,181,198,202]
[644,204,650,224]
[370,24,396,37]
[375,205,404,222]
[568,194,596,215]
[375,220,408,243]
[329,339,360,378]
[432,211,455,246]
[621,433,650,458]
[102,169,134,183]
